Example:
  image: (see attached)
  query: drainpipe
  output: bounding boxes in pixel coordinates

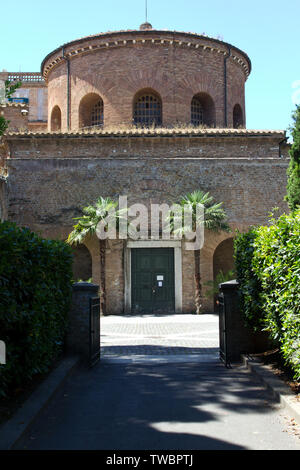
[62,46,70,131]
[224,45,231,128]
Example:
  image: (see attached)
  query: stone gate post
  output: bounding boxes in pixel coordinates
[67,282,100,363]
[219,280,270,364]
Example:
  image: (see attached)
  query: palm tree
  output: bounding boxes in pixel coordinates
[67,197,125,316]
[169,190,230,314]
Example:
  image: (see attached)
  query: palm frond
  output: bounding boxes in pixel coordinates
[66,196,128,244]
[168,190,231,236]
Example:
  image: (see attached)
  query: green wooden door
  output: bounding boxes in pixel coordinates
[131,248,175,314]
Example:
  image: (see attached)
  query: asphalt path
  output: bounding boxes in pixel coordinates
[15,315,300,450]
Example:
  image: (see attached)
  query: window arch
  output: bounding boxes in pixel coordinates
[191,97,204,126]
[90,100,104,127]
[79,93,104,128]
[50,105,61,131]
[233,104,244,128]
[191,93,216,127]
[133,90,162,127]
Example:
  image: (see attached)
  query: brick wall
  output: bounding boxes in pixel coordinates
[2,131,289,313]
[0,104,29,132]
[43,29,250,131]
[13,85,47,123]
[0,72,48,130]
[5,131,284,160]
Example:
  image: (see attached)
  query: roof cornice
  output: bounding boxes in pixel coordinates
[41,29,252,81]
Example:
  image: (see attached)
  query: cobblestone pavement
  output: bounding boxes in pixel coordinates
[100,314,219,363]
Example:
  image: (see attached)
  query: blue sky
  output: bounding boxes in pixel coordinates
[1,0,299,133]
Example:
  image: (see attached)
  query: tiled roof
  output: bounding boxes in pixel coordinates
[63,28,222,44]
[0,102,28,108]
[5,128,286,138]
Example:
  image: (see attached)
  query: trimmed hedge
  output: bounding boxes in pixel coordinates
[0,221,73,396]
[234,228,263,332]
[234,210,300,380]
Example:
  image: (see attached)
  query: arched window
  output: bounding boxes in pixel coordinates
[191,97,204,126]
[191,93,216,127]
[133,91,162,127]
[91,100,104,127]
[79,93,104,128]
[50,105,61,131]
[233,104,244,128]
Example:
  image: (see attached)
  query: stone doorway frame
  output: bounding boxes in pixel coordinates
[124,240,183,314]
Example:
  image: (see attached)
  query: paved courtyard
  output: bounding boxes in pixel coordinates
[100,313,219,363]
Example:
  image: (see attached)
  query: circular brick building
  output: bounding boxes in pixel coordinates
[42,23,251,132]
[1,24,289,316]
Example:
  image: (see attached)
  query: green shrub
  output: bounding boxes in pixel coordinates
[286,105,300,211]
[252,211,300,378]
[0,221,73,396]
[234,210,300,380]
[234,228,264,331]
[204,269,236,300]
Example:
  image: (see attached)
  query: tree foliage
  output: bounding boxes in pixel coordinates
[67,197,120,245]
[0,80,22,137]
[204,269,236,300]
[169,190,230,314]
[0,221,73,396]
[286,105,300,211]
[234,210,300,380]
[234,228,263,331]
[67,197,126,315]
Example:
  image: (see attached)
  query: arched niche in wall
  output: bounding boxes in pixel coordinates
[79,93,104,129]
[233,104,244,129]
[191,93,216,127]
[72,244,92,282]
[50,105,62,131]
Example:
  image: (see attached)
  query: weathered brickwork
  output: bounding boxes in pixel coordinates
[5,130,285,159]
[2,132,289,313]
[0,103,29,132]
[0,25,290,314]
[42,28,250,131]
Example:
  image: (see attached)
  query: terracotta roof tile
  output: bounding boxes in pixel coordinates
[5,128,286,138]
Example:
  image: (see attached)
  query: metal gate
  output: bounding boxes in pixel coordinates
[218,292,230,368]
[89,296,100,367]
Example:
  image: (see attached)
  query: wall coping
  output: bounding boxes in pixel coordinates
[219,279,239,290]
[4,128,286,140]
[0,102,29,109]
[72,282,99,291]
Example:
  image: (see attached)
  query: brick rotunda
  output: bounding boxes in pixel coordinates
[0,23,289,314]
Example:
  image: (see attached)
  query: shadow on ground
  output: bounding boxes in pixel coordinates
[14,348,279,451]
[101,345,219,355]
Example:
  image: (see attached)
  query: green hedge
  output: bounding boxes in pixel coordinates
[234,210,300,380]
[234,228,263,331]
[0,221,73,396]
